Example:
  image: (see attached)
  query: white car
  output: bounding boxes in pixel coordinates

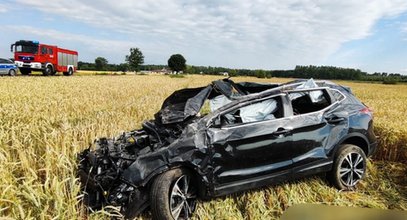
[0,58,18,76]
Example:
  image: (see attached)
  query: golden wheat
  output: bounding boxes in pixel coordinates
[0,75,406,220]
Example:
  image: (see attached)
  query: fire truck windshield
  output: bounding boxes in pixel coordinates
[15,44,38,54]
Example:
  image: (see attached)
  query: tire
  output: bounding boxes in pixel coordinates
[150,168,197,220]
[63,67,73,76]
[327,144,367,190]
[43,65,53,76]
[20,68,31,75]
[8,69,16,76]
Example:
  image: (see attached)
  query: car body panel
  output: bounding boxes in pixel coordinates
[208,116,294,186]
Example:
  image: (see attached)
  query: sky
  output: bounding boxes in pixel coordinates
[1,0,407,74]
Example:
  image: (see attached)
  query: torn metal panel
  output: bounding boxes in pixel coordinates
[156,86,212,124]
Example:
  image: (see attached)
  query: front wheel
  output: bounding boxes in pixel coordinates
[8,69,16,76]
[150,168,197,220]
[43,65,53,76]
[327,144,367,190]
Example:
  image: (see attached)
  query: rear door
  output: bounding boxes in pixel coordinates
[285,88,348,173]
[207,95,295,195]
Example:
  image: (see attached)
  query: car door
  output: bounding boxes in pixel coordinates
[39,46,50,64]
[206,95,295,195]
[285,88,348,174]
[0,59,6,74]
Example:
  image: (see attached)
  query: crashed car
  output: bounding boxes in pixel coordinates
[78,78,377,219]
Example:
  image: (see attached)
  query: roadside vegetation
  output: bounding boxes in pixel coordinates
[0,75,406,219]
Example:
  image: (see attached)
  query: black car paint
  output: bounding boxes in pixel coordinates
[77,79,377,218]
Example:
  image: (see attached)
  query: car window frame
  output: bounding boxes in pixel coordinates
[284,87,347,118]
[328,88,346,102]
[208,93,288,129]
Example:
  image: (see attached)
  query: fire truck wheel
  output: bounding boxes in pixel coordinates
[43,65,53,76]
[64,68,74,76]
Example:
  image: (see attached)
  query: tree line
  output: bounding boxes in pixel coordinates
[80,48,186,73]
[79,48,407,83]
[186,65,407,83]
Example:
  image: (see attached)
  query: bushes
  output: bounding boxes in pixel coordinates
[383,77,398,85]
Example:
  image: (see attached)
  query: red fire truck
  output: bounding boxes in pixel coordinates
[10,40,78,76]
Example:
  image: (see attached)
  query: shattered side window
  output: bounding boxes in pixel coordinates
[289,89,331,115]
[289,91,324,103]
[330,89,345,102]
[219,96,283,126]
[288,78,324,103]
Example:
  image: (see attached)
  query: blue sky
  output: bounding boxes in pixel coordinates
[1,0,407,74]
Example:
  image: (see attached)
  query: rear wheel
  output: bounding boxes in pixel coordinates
[8,69,16,76]
[43,65,53,76]
[327,144,367,190]
[63,67,74,76]
[150,168,197,220]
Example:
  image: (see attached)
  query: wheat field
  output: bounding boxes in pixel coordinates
[0,74,406,219]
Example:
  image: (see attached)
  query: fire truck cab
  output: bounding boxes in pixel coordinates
[11,40,78,76]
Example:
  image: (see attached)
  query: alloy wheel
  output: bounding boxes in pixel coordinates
[170,175,197,220]
[339,152,365,187]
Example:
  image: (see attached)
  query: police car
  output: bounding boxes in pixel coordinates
[0,58,19,76]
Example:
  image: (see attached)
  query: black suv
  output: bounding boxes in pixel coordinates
[78,78,377,219]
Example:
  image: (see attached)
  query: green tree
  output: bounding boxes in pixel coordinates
[168,54,186,73]
[126,48,144,71]
[229,69,238,77]
[118,63,129,72]
[95,57,108,71]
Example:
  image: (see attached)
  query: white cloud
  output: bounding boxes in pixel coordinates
[12,0,407,68]
[0,5,8,13]
[402,22,407,33]
[6,25,132,52]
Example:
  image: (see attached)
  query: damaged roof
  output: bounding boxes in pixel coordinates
[155,78,349,125]
[155,78,279,124]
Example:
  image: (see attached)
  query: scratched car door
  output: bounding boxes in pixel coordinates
[207,95,294,194]
[286,89,347,171]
